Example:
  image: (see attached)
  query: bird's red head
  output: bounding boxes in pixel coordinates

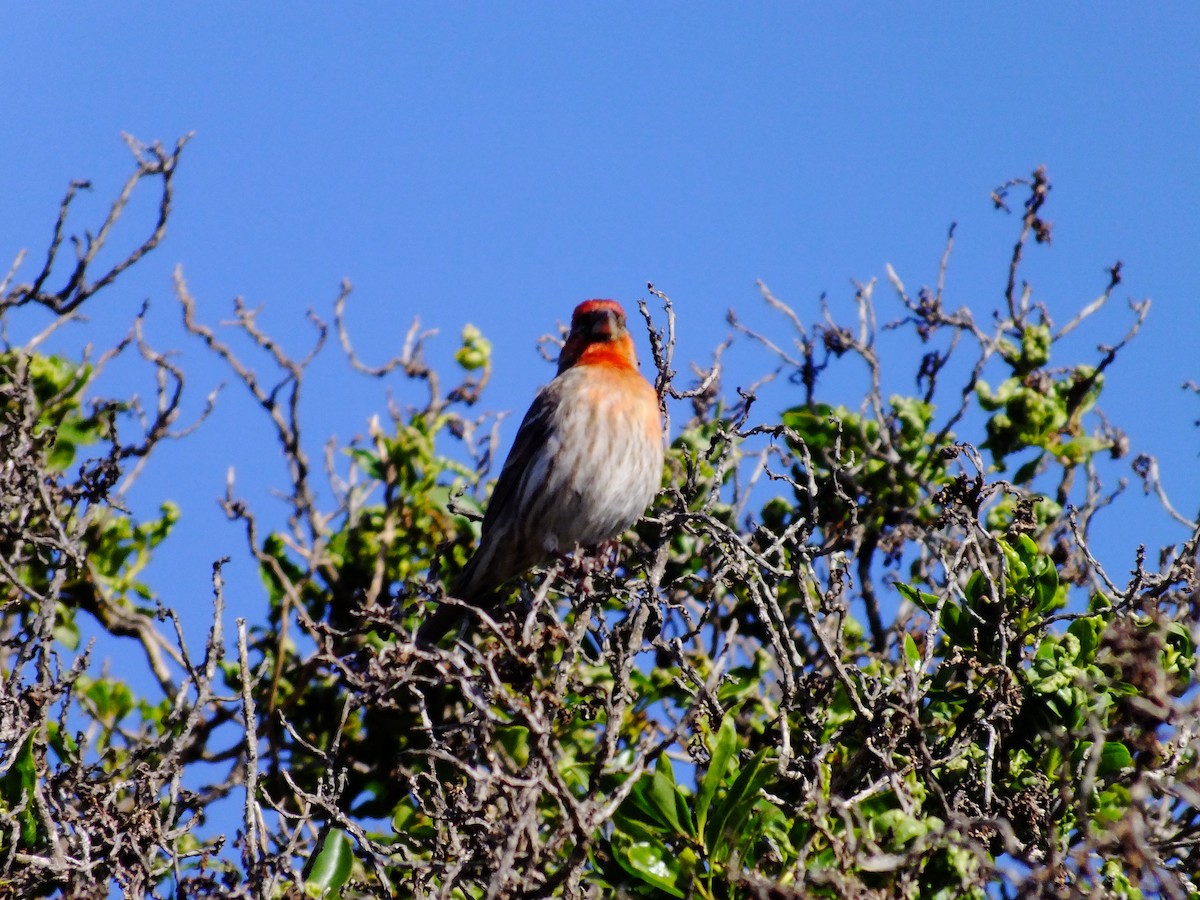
[557,299,639,374]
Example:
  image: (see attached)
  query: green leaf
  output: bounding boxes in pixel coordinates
[612,807,662,845]
[1162,622,1196,684]
[1165,621,1194,656]
[940,600,966,646]
[1011,453,1045,485]
[1067,616,1102,661]
[496,725,530,767]
[44,722,78,763]
[874,808,934,848]
[903,633,922,670]
[1016,533,1041,563]
[896,582,938,613]
[646,753,687,836]
[53,605,81,650]
[696,714,737,833]
[1098,742,1133,774]
[1072,741,1133,777]
[2,733,39,848]
[392,802,417,834]
[781,404,839,449]
[348,447,386,481]
[612,836,686,898]
[47,437,77,470]
[964,570,986,605]
[1032,557,1061,613]
[705,747,775,863]
[1095,783,1131,825]
[305,828,353,897]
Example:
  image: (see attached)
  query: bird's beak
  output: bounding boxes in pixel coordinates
[590,315,614,340]
[586,308,622,342]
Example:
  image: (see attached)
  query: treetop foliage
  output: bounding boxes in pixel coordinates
[1,139,1198,898]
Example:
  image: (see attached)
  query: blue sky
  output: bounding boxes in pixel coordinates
[4,7,1198,652]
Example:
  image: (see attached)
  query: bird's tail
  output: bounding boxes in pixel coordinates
[414,595,470,647]
[416,537,527,646]
[415,544,500,646]
[414,585,510,647]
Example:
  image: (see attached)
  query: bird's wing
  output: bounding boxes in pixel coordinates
[440,384,559,613]
[478,383,559,538]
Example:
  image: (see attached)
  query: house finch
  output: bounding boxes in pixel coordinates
[417,299,664,646]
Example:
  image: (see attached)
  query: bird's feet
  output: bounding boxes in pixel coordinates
[558,540,621,595]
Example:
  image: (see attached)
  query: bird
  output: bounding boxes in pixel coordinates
[417,299,664,646]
